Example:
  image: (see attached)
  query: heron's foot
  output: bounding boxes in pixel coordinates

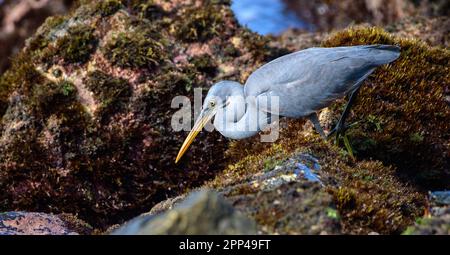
[327,121,360,140]
[327,121,360,159]
[326,123,347,142]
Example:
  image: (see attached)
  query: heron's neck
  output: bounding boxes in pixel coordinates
[213,90,271,140]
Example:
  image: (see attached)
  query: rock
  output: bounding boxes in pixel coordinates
[112,190,256,235]
[269,28,327,52]
[0,211,92,235]
[283,0,417,31]
[235,19,447,234]
[386,16,450,47]
[0,0,284,229]
[427,190,450,220]
[403,208,450,235]
[430,191,450,207]
[0,0,448,235]
[282,0,448,32]
[403,190,450,235]
[205,153,341,234]
[0,0,76,74]
[229,181,340,235]
[141,153,340,234]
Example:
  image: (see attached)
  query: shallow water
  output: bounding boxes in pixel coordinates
[231,0,308,35]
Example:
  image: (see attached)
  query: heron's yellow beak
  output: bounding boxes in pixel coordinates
[175,108,216,163]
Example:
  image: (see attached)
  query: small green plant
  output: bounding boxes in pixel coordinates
[61,81,76,96]
[326,208,339,219]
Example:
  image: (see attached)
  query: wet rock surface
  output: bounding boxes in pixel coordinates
[112,190,256,235]
[0,211,91,235]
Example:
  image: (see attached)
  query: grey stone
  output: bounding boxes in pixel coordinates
[112,190,257,235]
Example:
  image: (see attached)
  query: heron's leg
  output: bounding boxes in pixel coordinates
[327,86,361,139]
[308,113,326,139]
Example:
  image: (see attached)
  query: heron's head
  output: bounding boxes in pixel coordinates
[175,81,243,163]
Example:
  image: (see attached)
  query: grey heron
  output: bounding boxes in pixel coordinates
[176,45,400,163]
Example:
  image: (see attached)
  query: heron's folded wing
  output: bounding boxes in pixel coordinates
[244,46,391,117]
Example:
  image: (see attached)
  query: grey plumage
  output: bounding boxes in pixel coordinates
[176,45,400,162]
[245,45,400,118]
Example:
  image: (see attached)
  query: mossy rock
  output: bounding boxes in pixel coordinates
[0,0,281,229]
[207,25,449,234]
[95,0,124,17]
[209,127,424,234]
[402,209,450,235]
[0,0,447,235]
[102,30,166,69]
[172,2,224,42]
[56,24,98,64]
[321,26,449,189]
[84,70,132,121]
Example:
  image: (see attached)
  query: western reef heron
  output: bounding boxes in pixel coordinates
[176,45,400,163]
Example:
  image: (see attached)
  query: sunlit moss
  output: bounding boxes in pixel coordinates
[84,71,131,120]
[56,24,98,64]
[95,0,123,17]
[190,54,217,75]
[102,30,165,68]
[173,3,224,42]
[322,26,450,189]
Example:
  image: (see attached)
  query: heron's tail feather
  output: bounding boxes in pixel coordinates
[366,44,401,65]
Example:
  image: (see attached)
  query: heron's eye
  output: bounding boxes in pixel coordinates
[209,100,216,108]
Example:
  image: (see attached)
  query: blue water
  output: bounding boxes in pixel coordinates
[231,0,308,35]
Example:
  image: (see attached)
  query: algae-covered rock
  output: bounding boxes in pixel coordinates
[283,0,416,31]
[403,191,450,235]
[112,190,256,235]
[0,0,283,229]
[403,208,450,235]
[209,132,425,234]
[114,153,340,235]
[0,211,92,235]
[210,21,449,234]
[215,153,341,235]
[0,0,76,74]
[0,0,448,235]
[321,26,449,189]
[283,0,448,32]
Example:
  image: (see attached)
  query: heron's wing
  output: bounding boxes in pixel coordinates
[244,45,399,117]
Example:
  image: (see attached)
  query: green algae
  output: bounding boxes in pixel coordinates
[130,0,167,20]
[173,3,224,42]
[322,26,450,189]
[1,0,443,235]
[190,54,218,75]
[84,71,131,120]
[102,30,165,68]
[210,117,424,234]
[56,24,98,64]
[95,0,124,17]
